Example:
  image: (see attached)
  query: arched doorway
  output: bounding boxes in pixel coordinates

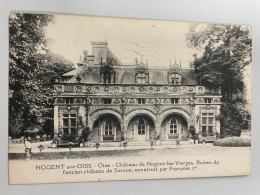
[126,115,155,142]
[90,114,122,142]
[160,114,188,140]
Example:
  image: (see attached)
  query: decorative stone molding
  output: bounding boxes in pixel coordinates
[124,109,157,127]
[89,109,123,130]
[55,85,63,93]
[158,108,191,127]
[75,85,83,92]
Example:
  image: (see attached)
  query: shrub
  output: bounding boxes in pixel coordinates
[213,137,251,147]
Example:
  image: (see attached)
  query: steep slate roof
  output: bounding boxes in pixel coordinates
[63,65,198,85]
[62,41,197,85]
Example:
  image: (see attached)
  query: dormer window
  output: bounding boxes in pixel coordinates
[100,69,115,84]
[169,72,182,85]
[135,61,149,84]
[104,72,112,84]
[137,73,147,84]
[168,61,182,85]
[172,73,180,84]
[100,58,115,84]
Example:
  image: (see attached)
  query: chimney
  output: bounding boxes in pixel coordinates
[91,42,108,65]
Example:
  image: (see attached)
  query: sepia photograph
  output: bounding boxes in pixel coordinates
[8,13,252,184]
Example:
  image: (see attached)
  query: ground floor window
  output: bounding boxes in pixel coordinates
[138,119,146,135]
[62,114,77,135]
[169,118,178,134]
[104,120,113,135]
[201,113,214,136]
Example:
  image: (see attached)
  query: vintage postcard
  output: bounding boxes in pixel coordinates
[8,13,252,184]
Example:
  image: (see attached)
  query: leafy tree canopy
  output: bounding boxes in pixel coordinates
[9,13,74,137]
[187,24,252,137]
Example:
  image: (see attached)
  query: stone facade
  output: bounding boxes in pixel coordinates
[53,42,221,143]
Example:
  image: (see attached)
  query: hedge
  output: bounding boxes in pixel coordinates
[213,137,251,147]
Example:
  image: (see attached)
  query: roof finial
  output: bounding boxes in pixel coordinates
[175,57,176,64]
[146,58,148,67]
[180,59,181,68]
[169,59,172,69]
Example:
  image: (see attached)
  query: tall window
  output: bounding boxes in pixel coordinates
[202,113,214,136]
[136,73,147,84]
[169,118,178,134]
[104,120,113,135]
[138,119,146,135]
[104,72,112,84]
[62,114,77,135]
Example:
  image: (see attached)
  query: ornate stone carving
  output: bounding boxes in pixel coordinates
[75,85,83,92]
[113,99,121,104]
[173,87,178,92]
[86,86,92,92]
[163,86,168,93]
[130,86,135,93]
[104,87,109,92]
[148,99,154,104]
[55,85,63,92]
[128,99,135,104]
[57,98,63,104]
[93,99,101,104]
[114,86,120,93]
[94,87,99,93]
[189,87,194,92]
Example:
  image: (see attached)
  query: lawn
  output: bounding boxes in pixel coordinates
[8,145,251,160]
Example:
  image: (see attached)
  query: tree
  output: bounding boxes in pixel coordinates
[186,24,252,137]
[36,51,75,137]
[9,13,54,136]
[35,50,75,84]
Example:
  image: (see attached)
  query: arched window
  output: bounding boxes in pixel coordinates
[170,118,178,134]
[104,120,113,135]
[138,119,146,135]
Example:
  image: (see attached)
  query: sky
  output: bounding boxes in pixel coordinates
[45,14,200,68]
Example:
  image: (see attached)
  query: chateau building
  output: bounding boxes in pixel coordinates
[53,42,221,143]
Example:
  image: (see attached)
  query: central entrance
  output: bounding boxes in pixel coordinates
[126,115,155,142]
[136,118,146,141]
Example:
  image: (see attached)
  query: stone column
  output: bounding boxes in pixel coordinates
[121,101,126,141]
[114,126,116,141]
[155,122,161,140]
[146,124,150,141]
